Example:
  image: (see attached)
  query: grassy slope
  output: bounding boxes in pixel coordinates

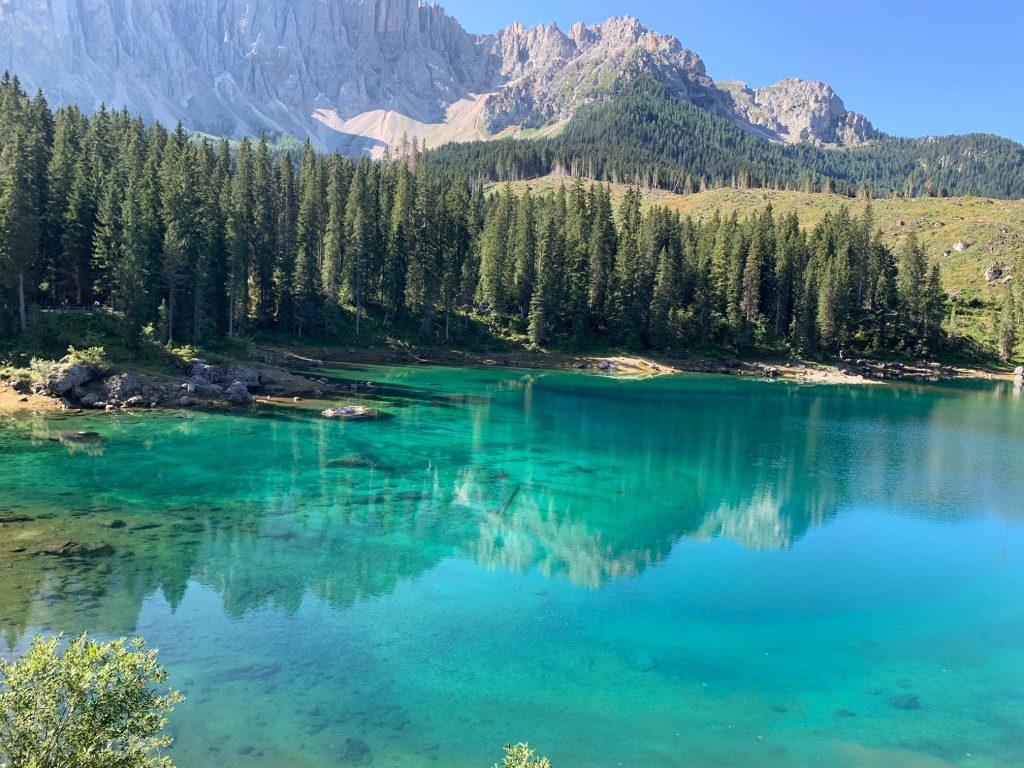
[493,178,1024,302]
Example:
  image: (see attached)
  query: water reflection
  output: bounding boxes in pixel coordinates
[1,370,1022,645]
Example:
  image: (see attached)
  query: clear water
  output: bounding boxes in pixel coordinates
[1,367,1022,768]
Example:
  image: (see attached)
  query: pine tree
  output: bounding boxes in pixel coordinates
[292,141,323,336]
[250,137,277,327]
[343,160,373,336]
[477,186,513,312]
[587,184,617,328]
[0,125,41,331]
[383,162,413,325]
[322,155,347,308]
[897,232,929,353]
[509,187,536,319]
[273,152,297,329]
[529,209,561,347]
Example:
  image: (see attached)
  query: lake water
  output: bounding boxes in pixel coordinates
[1,367,1022,768]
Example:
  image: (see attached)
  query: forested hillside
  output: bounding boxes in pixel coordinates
[432,76,1024,200]
[2,74,1019,365]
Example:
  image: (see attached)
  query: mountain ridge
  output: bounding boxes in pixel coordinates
[0,0,877,153]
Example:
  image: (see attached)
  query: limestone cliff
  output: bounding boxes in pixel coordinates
[0,0,876,152]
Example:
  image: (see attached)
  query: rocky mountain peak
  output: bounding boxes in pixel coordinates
[721,77,876,145]
[0,0,877,151]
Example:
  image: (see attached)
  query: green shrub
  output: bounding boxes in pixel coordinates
[0,634,183,768]
[27,357,53,386]
[67,345,111,370]
[494,743,553,768]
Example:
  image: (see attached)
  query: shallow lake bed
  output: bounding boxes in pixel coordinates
[1,367,1022,768]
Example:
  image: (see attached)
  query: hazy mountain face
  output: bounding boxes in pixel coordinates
[0,0,876,152]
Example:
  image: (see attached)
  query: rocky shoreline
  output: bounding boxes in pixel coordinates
[0,351,341,415]
[0,346,1014,416]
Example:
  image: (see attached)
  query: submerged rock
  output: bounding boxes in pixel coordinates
[48,431,103,445]
[889,694,921,710]
[341,738,372,765]
[436,394,493,405]
[0,513,33,524]
[321,405,387,421]
[326,455,395,472]
[627,651,658,672]
[39,541,115,558]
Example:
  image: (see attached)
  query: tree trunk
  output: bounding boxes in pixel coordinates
[193,270,202,344]
[228,274,235,338]
[167,288,175,346]
[18,271,27,332]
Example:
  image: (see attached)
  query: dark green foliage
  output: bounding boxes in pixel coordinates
[0,74,955,361]
[432,75,1024,200]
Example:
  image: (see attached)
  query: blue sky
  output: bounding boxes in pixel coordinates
[440,0,1024,142]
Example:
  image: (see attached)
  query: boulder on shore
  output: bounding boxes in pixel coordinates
[45,363,99,396]
[103,372,141,400]
[225,380,254,405]
[222,364,262,389]
[1015,366,1024,381]
[184,376,224,398]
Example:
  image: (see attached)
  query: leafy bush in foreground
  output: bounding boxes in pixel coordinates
[495,743,554,768]
[0,635,183,768]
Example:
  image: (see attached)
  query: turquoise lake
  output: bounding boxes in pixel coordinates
[1,366,1022,768]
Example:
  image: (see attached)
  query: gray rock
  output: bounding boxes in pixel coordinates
[220,364,261,389]
[104,372,142,399]
[185,376,224,398]
[189,362,217,380]
[39,541,115,558]
[80,393,100,408]
[225,380,253,405]
[321,405,386,421]
[46,363,98,396]
[48,431,103,445]
[720,77,875,145]
[179,396,199,408]
[124,395,148,408]
[985,266,1003,282]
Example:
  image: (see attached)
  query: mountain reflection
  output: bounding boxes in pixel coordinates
[1,371,1021,645]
